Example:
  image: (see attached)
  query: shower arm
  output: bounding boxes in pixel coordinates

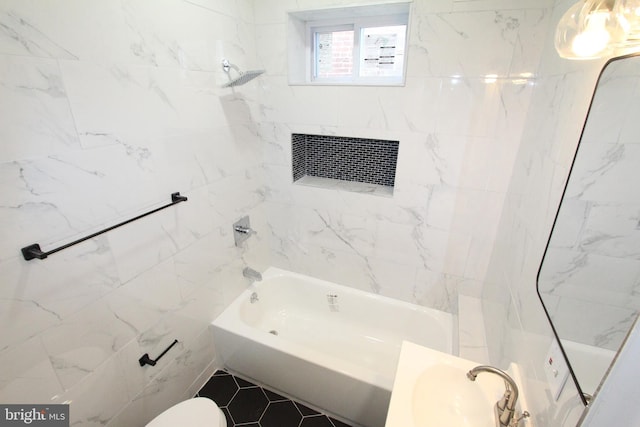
[222,59,240,74]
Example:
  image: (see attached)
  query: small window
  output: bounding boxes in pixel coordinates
[314,26,355,79]
[288,3,410,86]
[310,16,407,85]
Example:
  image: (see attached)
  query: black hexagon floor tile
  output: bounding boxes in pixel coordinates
[197,370,356,427]
[261,401,302,427]
[300,414,335,427]
[197,371,238,406]
[227,387,269,424]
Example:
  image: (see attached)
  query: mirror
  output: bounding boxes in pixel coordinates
[537,54,640,402]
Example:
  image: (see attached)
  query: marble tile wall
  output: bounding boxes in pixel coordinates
[255,0,553,315]
[0,1,268,426]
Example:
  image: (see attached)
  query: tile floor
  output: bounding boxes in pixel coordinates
[197,370,355,427]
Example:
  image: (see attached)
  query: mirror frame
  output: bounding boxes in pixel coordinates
[536,52,640,408]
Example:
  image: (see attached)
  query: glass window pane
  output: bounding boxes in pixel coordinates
[359,25,406,78]
[315,30,354,78]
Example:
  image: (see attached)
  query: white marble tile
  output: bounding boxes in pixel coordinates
[540,247,640,298]
[436,77,512,138]
[0,260,64,352]
[552,296,637,351]
[0,56,79,163]
[452,0,553,11]
[258,76,340,125]
[0,3,78,59]
[1,236,120,320]
[285,206,376,259]
[59,61,229,144]
[458,295,489,363]
[253,0,299,24]
[52,356,130,427]
[365,259,418,302]
[0,148,161,262]
[106,212,181,284]
[393,132,450,189]
[255,23,287,76]
[508,9,549,77]
[618,72,640,145]
[175,327,217,398]
[569,143,640,203]
[583,203,640,236]
[0,336,64,403]
[412,268,456,312]
[409,10,524,79]
[581,74,637,145]
[39,295,147,391]
[373,221,425,267]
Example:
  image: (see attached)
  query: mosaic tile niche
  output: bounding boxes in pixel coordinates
[291,133,399,188]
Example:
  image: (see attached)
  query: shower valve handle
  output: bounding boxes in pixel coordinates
[234,225,256,235]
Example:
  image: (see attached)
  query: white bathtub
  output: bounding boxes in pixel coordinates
[211,267,454,427]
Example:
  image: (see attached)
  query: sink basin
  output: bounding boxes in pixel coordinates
[386,341,512,427]
[412,365,496,427]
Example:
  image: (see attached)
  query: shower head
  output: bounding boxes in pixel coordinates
[221,69,265,87]
[221,59,265,88]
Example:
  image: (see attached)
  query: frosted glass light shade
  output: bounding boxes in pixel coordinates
[555,0,626,59]
[615,0,640,41]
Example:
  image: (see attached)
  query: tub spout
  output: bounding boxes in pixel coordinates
[467,365,527,427]
[243,267,262,282]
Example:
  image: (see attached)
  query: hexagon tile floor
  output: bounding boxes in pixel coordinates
[196,370,355,427]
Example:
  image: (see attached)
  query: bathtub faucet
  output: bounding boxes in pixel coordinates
[243,267,262,282]
[467,365,528,427]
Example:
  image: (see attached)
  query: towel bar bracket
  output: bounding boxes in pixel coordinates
[22,244,47,261]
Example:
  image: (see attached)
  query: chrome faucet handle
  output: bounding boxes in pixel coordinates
[510,411,530,427]
[233,215,257,247]
[497,389,511,411]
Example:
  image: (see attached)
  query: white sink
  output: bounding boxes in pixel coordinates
[386,341,523,427]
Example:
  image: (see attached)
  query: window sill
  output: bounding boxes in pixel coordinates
[288,80,406,87]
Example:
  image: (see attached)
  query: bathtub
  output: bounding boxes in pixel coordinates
[211,267,454,427]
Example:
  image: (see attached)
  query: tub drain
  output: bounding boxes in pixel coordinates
[269,330,278,336]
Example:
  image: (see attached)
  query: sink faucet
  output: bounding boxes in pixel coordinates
[467,365,526,427]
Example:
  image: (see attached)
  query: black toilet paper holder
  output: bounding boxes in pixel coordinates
[139,339,179,367]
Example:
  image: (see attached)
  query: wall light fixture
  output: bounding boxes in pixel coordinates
[555,0,640,59]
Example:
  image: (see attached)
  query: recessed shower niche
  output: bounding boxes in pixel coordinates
[291,133,399,195]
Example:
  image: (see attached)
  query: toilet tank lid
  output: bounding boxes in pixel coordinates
[146,397,221,427]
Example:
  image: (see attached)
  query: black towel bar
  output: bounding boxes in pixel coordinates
[21,192,188,261]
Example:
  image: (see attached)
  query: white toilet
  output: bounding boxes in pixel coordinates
[146,397,227,427]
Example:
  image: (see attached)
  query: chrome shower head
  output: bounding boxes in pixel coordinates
[221,58,264,88]
[221,69,265,87]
